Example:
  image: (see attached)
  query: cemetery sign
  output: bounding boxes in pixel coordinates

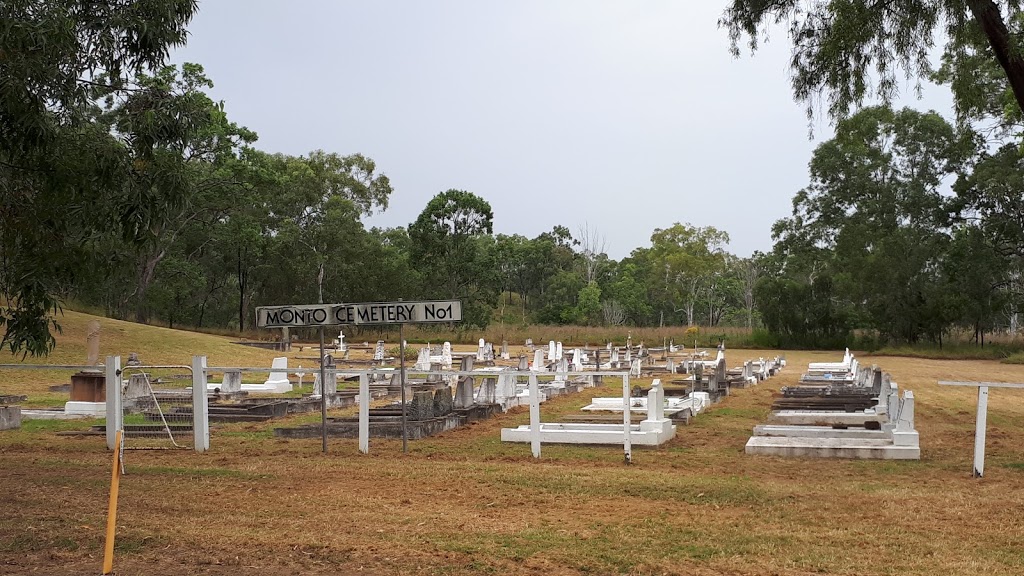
[256,300,462,328]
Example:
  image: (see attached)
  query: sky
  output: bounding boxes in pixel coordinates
[170,1,954,259]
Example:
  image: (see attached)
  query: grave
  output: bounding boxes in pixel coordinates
[238,357,292,393]
[745,352,919,459]
[65,320,107,416]
[581,379,708,422]
[0,405,22,430]
[501,378,676,446]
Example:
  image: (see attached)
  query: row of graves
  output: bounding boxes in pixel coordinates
[744,349,920,459]
[500,347,786,448]
[278,340,612,440]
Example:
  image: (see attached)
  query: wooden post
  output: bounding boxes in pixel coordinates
[101,430,123,574]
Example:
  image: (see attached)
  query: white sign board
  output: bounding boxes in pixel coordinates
[256,300,462,328]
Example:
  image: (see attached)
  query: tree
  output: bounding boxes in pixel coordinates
[100,63,256,322]
[577,222,607,284]
[648,223,730,326]
[1,0,197,355]
[721,1,1024,122]
[409,190,496,327]
[765,106,972,344]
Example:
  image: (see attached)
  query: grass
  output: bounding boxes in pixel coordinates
[6,315,1024,574]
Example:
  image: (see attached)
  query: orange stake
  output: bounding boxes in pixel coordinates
[101,430,123,575]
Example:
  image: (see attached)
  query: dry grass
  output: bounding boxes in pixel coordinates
[3,315,1024,575]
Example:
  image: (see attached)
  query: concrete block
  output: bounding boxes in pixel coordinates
[0,405,22,430]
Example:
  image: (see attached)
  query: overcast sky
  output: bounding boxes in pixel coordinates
[171,1,954,259]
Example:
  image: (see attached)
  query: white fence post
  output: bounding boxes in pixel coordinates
[105,356,122,451]
[622,373,632,464]
[529,374,541,458]
[974,385,989,477]
[358,373,370,454]
[192,356,209,453]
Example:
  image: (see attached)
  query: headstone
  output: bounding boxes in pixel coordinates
[647,379,665,421]
[433,387,454,416]
[477,338,486,361]
[476,377,497,404]
[86,320,101,367]
[555,341,563,360]
[607,342,613,351]
[496,373,517,406]
[373,340,386,362]
[571,349,583,372]
[547,341,556,361]
[526,338,534,351]
[415,348,431,371]
[501,340,510,360]
[127,352,141,367]
[441,342,453,369]
[630,358,641,377]
[485,343,494,361]
[532,349,546,372]
[460,355,474,372]
[408,390,435,421]
[336,331,347,352]
[518,355,529,371]
[314,356,337,396]
[220,370,242,393]
[427,365,443,383]
[666,358,675,373]
[0,405,21,430]
[555,357,568,379]
[610,348,620,364]
[125,373,150,399]
[264,357,291,392]
[455,376,475,408]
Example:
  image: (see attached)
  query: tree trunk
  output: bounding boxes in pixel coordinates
[967,0,1024,114]
[134,248,165,323]
[237,246,248,331]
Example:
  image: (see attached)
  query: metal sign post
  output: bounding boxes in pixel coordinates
[399,321,408,453]
[319,327,327,453]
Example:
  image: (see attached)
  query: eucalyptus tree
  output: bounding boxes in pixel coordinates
[99,63,256,322]
[648,223,730,326]
[1,0,197,354]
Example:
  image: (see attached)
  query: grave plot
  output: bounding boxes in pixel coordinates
[501,374,674,449]
[745,350,920,459]
[573,353,784,427]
